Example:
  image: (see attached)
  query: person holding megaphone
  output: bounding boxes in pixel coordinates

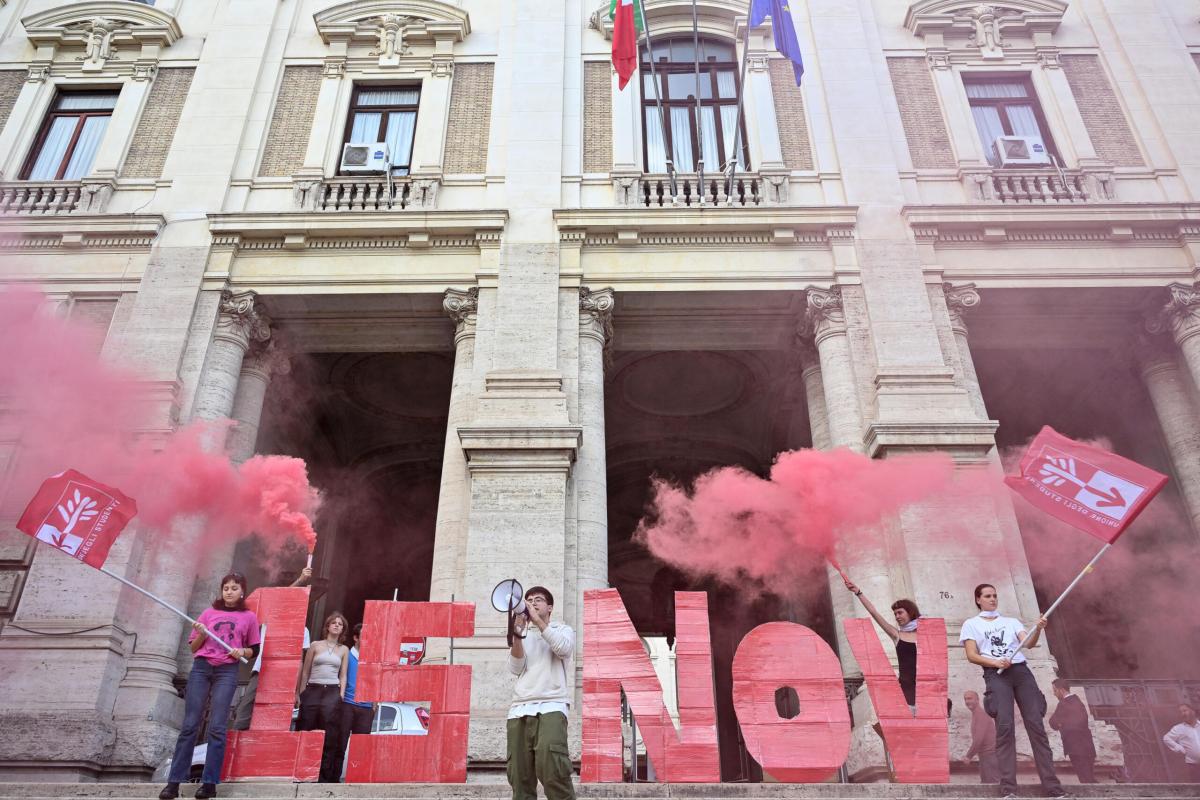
[505,585,576,800]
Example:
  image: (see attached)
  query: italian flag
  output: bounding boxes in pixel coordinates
[610,0,644,90]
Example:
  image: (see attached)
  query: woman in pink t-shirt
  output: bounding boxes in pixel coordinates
[160,573,261,800]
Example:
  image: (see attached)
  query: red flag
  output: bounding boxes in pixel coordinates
[17,469,137,569]
[1004,426,1167,544]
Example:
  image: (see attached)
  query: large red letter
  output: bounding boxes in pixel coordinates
[345,601,474,783]
[843,617,949,783]
[581,588,719,782]
[731,622,849,782]
[224,587,323,781]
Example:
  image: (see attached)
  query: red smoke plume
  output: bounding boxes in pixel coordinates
[0,289,319,553]
[634,448,957,597]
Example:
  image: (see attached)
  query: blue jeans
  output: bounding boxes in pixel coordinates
[168,659,239,784]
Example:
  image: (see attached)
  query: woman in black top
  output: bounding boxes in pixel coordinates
[843,578,921,710]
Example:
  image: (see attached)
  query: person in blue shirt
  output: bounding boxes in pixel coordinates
[333,623,375,780]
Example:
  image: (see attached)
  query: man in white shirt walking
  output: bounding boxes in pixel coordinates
[507,586,575,800]
[1163,702,1200,783]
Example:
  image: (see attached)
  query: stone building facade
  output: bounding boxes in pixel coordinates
[0,0,1198,783]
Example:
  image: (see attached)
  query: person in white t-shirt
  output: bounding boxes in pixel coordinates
[1162,702,1200,782]
[960,583,1064,799]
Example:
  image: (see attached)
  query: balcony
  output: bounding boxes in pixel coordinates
[294,175,440,212]
[615,171,788,208]
[0,179,116,216]
[965,167,1115,204]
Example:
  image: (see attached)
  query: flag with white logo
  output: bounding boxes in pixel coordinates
[17,469,137,569]
[1004,426,1167,543]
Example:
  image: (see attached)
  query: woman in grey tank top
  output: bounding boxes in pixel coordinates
[295,611,349,782]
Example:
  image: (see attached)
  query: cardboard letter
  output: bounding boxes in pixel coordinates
[224,587,323,781]
[582,588,719,782]
[345,601,474,783]
[731,622,849,782]
[843,616,949,783]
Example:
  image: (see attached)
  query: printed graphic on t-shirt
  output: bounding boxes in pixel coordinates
[979,624,1016,659]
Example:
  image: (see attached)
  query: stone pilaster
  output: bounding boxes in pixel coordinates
[1135,330,1200,536]
[429,288,479,613]
[944,282,988,420]
[575,286,613,610]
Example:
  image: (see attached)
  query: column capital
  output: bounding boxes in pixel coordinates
[443,287,478,340]
[1146,282,1200,345]
[579,286,615,345]
[804,285,846,343]
[1132,331,1178,377]
[242,338,291,383]
[215,290,271,352]
[795,326,820,373]
[944,282,981,336]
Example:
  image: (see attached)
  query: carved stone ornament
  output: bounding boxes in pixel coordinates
[373,14,416,65]
[1145,282,1200,344]
[21,2,183,71]
[804,285,846,342]
[443,286,479,331]
[216,290,271,352]
[943,282,981,335]
[904,0,1067,60]
[580,286,616,366]
[313,0,471,50]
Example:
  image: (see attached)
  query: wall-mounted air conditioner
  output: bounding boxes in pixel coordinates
[340,142,390,174]
[993,135,1051,166]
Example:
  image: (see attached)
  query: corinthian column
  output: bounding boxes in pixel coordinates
[1135,331,1200,535]
[796,332,831,451]
[192,291,272,425]
[575,287,614,613]
[429,288,479,608]
[228,341,287,463]
[944,282,988,420]
[804,286,864,452]
[1147,282,1200,393]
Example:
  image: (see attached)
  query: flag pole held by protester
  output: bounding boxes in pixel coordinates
[17,469,249,663]
[999,426,1168,670]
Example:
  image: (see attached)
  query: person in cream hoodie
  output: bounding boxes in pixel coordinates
[506,585,576,800]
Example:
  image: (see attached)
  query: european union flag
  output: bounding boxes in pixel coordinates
[750,0,804,85]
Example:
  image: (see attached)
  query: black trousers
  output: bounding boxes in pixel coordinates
[1067,749,1097,783]
[983,664,1063,794]
[334,701,374,776]
[298,684,343,782]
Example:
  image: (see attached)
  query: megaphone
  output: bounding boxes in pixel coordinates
[491,578,525,646]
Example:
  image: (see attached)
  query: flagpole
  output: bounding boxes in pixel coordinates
[725,1,753,205]
[998,542,1112,673]
[96,562,248,663]
[690,0,705,203]
[640,0,676,198]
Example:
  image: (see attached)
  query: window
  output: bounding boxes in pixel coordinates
[963,76,1058,166]
[21,91,119,181]
[343,85,420,175]
[640,38,749,174]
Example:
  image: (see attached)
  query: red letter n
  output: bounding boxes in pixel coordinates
[345,601,474,783]
[224,587,323,781]
[581,588,719,782]
[843,616,949,783]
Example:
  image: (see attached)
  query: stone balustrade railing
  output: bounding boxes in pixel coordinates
[965,167,1115,204]
[614,171,788,208]
[0,181,82,215]
[294,175,440,212]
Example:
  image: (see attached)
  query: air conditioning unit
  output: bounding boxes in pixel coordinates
[993,135,1052,166]
[340,142,390,174]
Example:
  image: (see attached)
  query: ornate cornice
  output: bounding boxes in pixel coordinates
[943,282,981,336]
[1145,282,1200,346]
[904,1,1066,60]
[589,0,762,42]
[553,207,859,249]
[216,290,271,352]
[804,285,846,343]
[313,0,470,49]
[22,1,182,70]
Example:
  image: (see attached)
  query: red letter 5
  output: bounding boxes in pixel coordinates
[731,622,850,782]
[345,601,474,782]
[224,587,323,781]
[844,617,949,783]
[582,588,719,782]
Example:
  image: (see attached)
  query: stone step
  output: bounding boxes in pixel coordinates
[0,785,1193,800]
